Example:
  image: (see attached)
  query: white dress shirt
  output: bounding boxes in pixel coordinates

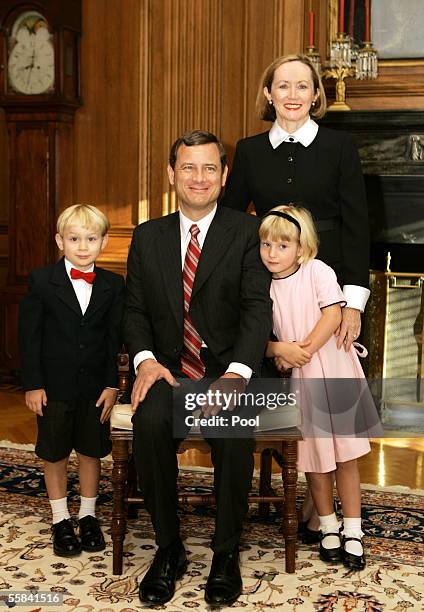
[65,258,118,391]
[64,258,93,315]
[134,205,253,381]
[268,118,370,312]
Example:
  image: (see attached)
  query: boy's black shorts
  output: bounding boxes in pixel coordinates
[35,398,112,462]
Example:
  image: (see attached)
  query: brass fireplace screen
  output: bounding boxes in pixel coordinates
[364,271,424,430]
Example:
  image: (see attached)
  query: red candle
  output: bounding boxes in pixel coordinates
[339,0,345,33]
[365,0,370,41]
[348,0,355,37]
[308,11,314,47]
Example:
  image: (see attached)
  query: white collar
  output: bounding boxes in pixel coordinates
[269,117,319,149]
[179,204,217,242]
[64,257,95,276]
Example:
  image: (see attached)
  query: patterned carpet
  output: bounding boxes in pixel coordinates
[0,446,424,611]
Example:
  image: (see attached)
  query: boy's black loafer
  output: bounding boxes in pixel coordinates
[52,518,82,557]
[78,515,106,552]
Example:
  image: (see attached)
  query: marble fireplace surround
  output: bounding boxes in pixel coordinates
[320,110,424,273]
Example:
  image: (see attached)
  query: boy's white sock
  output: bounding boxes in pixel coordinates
[318,512,340,549]
[79,495,97,520]
[341,517,363,556]
[50,497,70,525]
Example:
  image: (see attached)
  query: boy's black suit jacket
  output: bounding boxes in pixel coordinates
[123,206,272,374]
[19,258,125,400]
[222,127,369,289]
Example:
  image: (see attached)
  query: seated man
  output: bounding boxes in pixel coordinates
[123,129,272,606]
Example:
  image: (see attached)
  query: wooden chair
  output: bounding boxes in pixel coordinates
[110,354,302,575]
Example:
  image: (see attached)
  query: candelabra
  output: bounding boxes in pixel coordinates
[306,2,378,111]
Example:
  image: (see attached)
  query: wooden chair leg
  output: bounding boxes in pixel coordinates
[111,438,129,575]
[127,453,139,519]
[280,440,298,573]
[258,449,272,518]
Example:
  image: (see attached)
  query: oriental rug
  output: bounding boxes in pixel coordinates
[0,445,424,611]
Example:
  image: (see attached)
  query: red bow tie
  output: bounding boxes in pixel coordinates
[70,268,96,284]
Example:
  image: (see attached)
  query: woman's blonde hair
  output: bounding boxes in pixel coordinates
[259,204,319,264]
[56,204,110,237]
[256,54,327,122]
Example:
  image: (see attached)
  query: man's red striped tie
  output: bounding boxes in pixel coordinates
[181,224,205,380]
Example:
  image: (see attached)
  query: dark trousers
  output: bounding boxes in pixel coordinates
[131,352,254,552]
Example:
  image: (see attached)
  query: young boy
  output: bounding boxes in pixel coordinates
[19,204,124,557]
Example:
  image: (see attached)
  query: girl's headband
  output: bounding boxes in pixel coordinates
[263,211,301,234]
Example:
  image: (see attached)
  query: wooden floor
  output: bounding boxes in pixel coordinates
[1,386,424,489]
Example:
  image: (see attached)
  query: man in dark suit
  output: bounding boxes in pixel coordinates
[19,204,124,558]
[124,130,272,606]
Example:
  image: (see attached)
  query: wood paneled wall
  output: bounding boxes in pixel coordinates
[1,0,424,280]
[74,0,310,273]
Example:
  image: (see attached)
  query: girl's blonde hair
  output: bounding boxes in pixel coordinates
[56,204,110,237]
[259,204,319,264]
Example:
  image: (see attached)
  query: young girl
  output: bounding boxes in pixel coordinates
[259,204,382,571]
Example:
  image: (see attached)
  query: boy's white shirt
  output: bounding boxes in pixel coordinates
[64,257,117,392]
[64,257,94,315]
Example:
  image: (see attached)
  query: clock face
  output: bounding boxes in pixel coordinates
[7,11,55,95]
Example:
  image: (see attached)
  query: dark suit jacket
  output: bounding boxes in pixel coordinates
[221,126,369,288]
[123,205,272,374]
[19,258,125,400]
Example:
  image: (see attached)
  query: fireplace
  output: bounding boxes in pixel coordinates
[322,110,424,273]
[321,111,424,430]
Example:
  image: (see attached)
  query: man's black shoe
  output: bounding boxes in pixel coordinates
[78,515,106,552]
[139,538,187,605]
[204,547,242,607]
[52,518,82,557]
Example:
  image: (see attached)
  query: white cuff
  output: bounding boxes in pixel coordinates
[342,285,371,313]
[226,362,252,383]
[134,350,157,374]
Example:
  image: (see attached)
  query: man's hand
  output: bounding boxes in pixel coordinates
[96,388,119,423]
[202,372,246,418]
[25,389,47,416]
[335,307,361,352]
[274,356,293,372]
[131,359,179,412]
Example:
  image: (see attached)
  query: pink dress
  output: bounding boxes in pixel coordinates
[270,259,381,473]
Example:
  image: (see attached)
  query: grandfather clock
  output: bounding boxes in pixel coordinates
[0,0,82,372]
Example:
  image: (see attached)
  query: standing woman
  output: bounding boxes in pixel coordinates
[222,54,370,538]
[222,54,370,350]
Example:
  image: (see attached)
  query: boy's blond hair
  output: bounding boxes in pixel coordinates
[56,204,110,237]
[259,204,319,264]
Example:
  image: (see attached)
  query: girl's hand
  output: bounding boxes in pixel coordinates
[276,340,312,368]
[96,388,119,423]
[336,307,361,352]
[25,389,47,416]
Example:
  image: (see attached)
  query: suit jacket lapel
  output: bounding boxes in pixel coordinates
[157,213,184,330]
[51,258,82,316]
[191,207,235,301]
[84,268,112,320]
